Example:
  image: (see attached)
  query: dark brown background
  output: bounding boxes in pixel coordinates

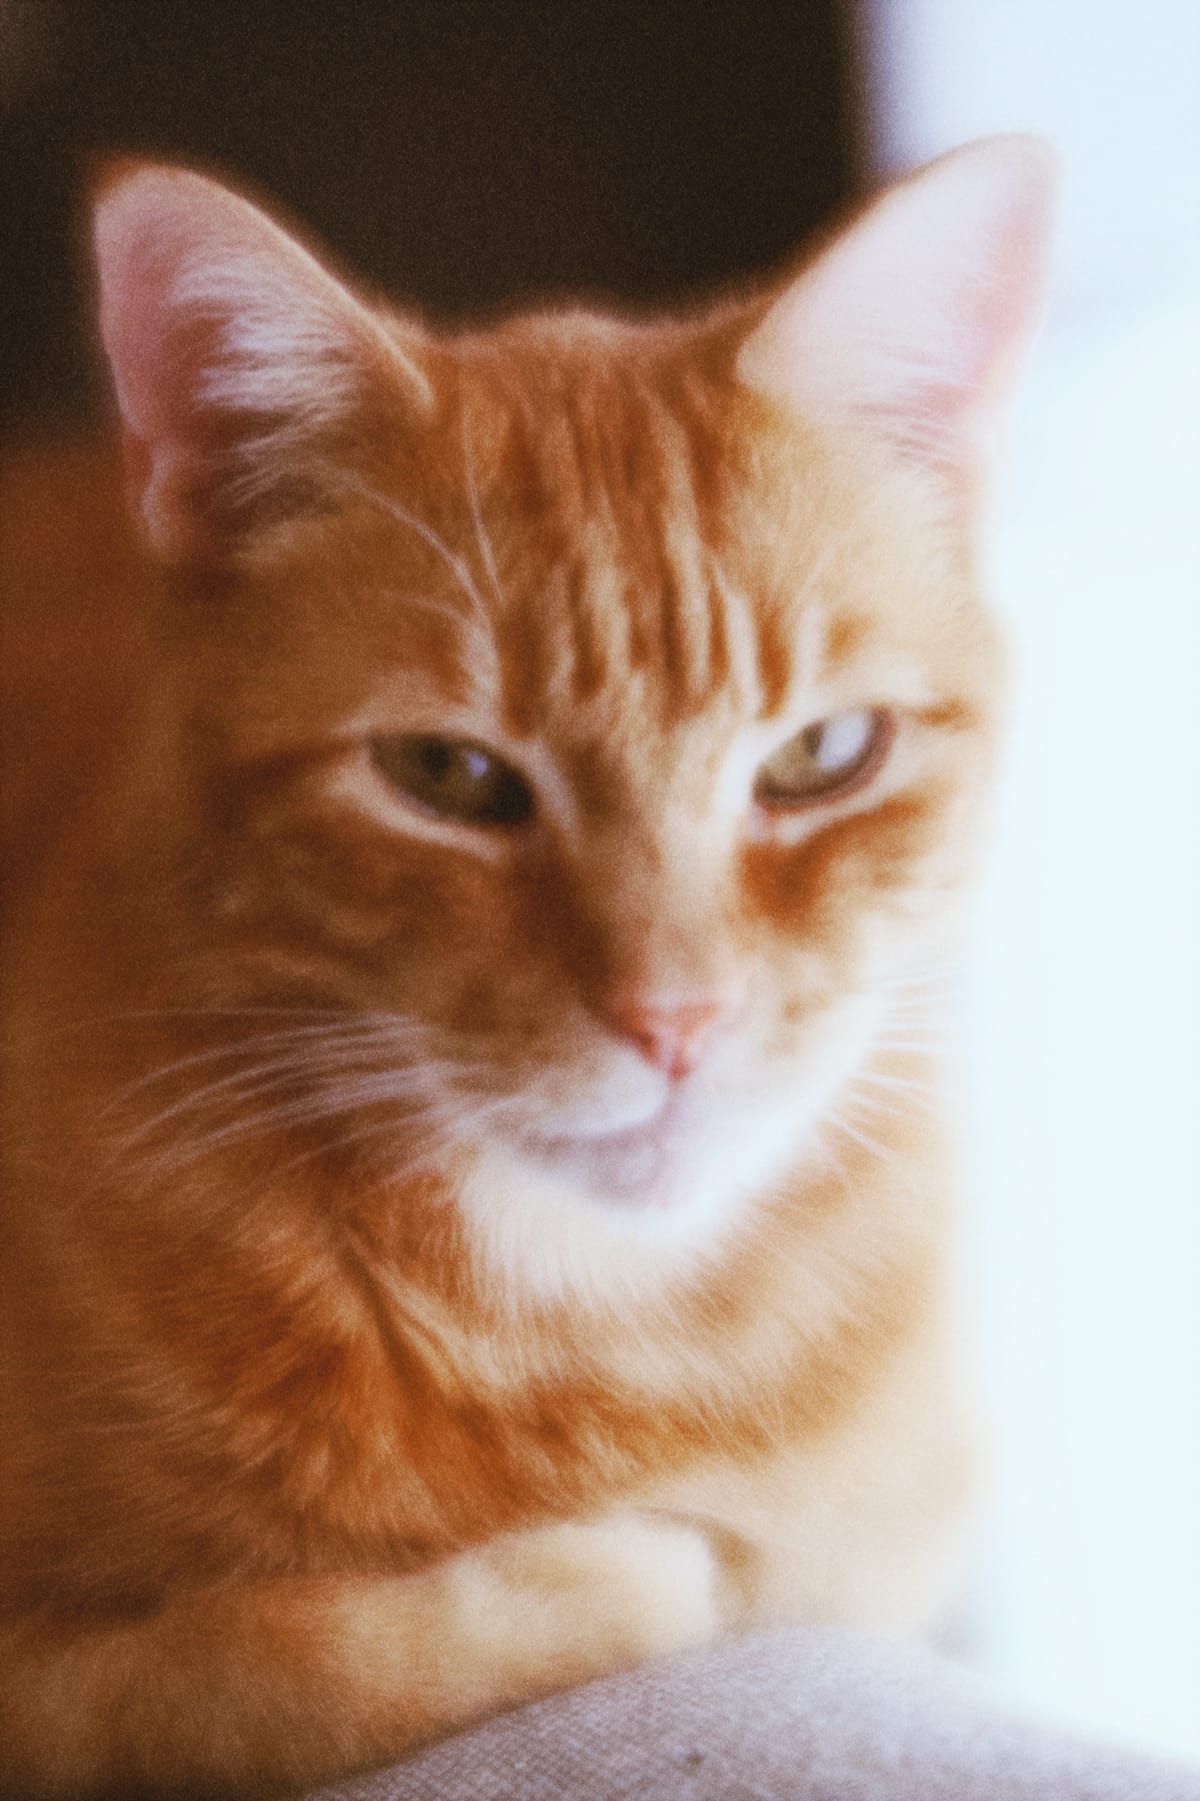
[1,0,860,440]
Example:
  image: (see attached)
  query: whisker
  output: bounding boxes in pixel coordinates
[17,1002,367,1051]
[461,407,505,610]
[825,1109,893,1164]
[105,1026,444,1113]
[160,1057,453,1127]
[272,1086,515,1183]
[20,1004,449,1064]
[332,470,488,618]
[270,1113,430,1182]
[124,1089,438,1177]
[98,1022,436,1119]
[855,1068,937,1097]
[117,1048,510,1179]
[842,1094,902,1123]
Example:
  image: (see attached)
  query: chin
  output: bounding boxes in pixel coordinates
[517,1106,688,1208]
[454,1069,829,1300]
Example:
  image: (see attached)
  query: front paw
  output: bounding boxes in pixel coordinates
[457,1513,720,1694]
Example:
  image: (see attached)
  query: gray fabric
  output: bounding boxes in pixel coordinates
[306,1628,1200,1801]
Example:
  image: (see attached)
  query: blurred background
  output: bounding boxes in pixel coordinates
[0,0,857,436]
[2,0,1197,1768]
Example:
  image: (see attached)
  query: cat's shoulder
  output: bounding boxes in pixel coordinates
[1,435,149,917]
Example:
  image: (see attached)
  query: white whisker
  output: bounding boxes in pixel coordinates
[115,1065,391,1154]
[253,1100,474,1186]
[461,407,505,610]
[124,1084,444,1177]
[332,469,503,694]
[98,1021,434,1119]
[841,1089,903,1121]
[825,1107,894,1165]
[333,470,486,615]
[103,1003,513,1184]
[855,1068,937,1097]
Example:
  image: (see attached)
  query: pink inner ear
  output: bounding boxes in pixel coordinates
[98,201,184,449]
[94,165,271,447]
[92,163,429,560]
[94,169,266,554]
[736,136,1056,479]
[962,171,1056,415]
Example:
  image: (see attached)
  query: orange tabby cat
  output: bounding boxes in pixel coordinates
[0,138,1053,1795]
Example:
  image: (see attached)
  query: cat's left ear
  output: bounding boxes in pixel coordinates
[737,136,1055,491]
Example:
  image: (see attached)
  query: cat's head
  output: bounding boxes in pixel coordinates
[91,141,1052,1252]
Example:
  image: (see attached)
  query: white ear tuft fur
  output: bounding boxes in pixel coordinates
[93,162,430,558]
[737,136,1056,483]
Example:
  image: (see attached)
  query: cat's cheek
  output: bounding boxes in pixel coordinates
[309,833,573,1044]
[204,825,527,1045]
[740,796,944,946]
[234,797,495,941]
[230,831,445,970]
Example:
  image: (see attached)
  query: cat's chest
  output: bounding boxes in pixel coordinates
[83,1245,686,1575]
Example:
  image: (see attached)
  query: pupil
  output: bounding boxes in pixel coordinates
[422,741,454,781]
[371,733,534,826]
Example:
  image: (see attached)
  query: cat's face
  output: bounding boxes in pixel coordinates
[92,144,1050,1237]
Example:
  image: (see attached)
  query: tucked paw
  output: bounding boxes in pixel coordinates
[456,1513,719,1697]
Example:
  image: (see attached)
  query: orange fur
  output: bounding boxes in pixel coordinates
[0,141,1053,1794]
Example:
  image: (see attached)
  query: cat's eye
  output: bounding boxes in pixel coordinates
[370,735,535,826]
[753,708,891,810]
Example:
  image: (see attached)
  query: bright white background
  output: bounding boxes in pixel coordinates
[859,0,1200,1764]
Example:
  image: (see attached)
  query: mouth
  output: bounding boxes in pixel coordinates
[518,1100,683,1202]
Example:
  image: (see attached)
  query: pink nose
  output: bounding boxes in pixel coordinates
[603,992,740,1080]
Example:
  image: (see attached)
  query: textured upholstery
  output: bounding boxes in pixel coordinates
[306,1628,1200,1801]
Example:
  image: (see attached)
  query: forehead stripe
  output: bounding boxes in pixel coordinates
[481,353,798,729]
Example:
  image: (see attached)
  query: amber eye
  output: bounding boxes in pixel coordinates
[371,735,534,826]
[753,708,891,810]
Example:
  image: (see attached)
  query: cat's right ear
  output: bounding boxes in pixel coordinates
[92,161,433,562]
